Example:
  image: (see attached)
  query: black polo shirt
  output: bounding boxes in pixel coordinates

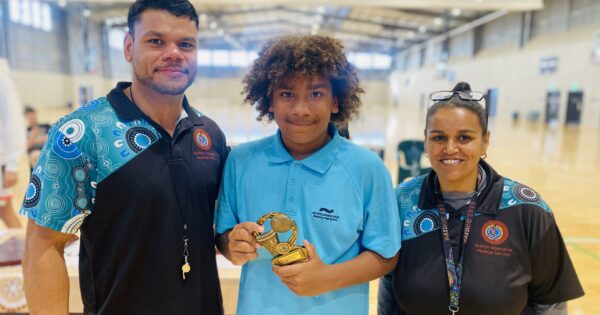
[392,161,584,315]
[21,82,227,314]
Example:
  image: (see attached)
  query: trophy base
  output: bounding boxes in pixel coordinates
[272,247,308,266]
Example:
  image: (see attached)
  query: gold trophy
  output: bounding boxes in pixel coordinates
[254,212,309,266]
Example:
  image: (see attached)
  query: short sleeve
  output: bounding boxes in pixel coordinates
[20,116,96,234]
[528,209,584,304]
[359,163,402,258]
[214,149,239,235]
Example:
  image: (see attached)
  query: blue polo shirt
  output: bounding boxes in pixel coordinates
[215,125,401,315]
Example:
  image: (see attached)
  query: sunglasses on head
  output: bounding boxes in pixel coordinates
[429,90,486,108]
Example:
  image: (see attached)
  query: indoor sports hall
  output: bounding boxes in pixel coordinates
[0,0,598,314]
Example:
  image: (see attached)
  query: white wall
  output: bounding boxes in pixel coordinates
[9,71,110,109]
[391,24,600,127]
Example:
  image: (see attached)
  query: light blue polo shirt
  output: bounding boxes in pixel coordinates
[215,125,401,315]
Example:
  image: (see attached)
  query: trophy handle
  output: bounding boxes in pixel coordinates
[254,212,299,246]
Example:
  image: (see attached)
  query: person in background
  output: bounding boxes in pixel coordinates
[215,34,401,315]
[23,106,51,168]
[378,82,584,315]
[0,62,26,229]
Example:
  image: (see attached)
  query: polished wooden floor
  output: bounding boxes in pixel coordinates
[7,103,600,314]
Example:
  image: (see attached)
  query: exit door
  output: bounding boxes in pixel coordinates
[545,90,560,124]
[565,91,583,125]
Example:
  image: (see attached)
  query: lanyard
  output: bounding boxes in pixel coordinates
[166,141,192,280]
[437,195,477,315]
[130,87,193,280]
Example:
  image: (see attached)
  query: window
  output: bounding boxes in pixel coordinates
[246,51,258,65]
[108,28,126,50]
[372,54,392,69]
[348,52,392,70]
[21,0,31,26]
[354,53,373,69]
[230,50,249,67]
[9,0,20,22]
[41,4,52,31]
[211,50,230,67]
[196,50,258,67]
[197,50,212,66]
[31,0,41,29]
[9,0,53,31]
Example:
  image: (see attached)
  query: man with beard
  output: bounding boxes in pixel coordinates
[21,1,227,314]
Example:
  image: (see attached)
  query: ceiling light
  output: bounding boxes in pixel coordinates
[83,9,91,17]
[418,25,427,33]
[433,17,443,26]
[209,21,218,29]
[407,31,415,38]
[451,8,461,16]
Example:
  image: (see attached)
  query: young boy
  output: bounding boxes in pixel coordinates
[216,35,401,314]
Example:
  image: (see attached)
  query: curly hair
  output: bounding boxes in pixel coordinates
[242,35,364,124]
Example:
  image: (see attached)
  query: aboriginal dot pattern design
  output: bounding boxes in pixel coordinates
[499,178,551,212]
[20,97,163,234]
[399,176,445,241]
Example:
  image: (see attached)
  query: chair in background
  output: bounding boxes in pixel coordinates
[396,140,431,184]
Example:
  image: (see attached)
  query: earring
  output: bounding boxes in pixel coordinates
[481,153,487,159]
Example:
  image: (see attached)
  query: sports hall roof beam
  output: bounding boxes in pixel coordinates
[392,9,472,22]
[211,19,415,44]
[281,7,442,35]
[196,6,427,34]
[72,0,544,11]
[204,30,399,50]
[199,25,398,51]
[236,36,394,54]
[397,9,508,53]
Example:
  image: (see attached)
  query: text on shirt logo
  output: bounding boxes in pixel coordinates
[312,208,339,221]
[475,220,513,257]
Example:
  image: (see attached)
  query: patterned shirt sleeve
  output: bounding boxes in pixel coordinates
[20,115,96,234]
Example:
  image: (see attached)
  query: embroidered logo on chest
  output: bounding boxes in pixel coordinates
[475,220,513,257]
[481,220,509,245]
[194,128,212,150]
[312,208,339,222]
[192,128,218,161]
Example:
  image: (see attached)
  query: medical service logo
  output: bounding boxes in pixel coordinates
[194,128,212,151]
[481,220,509,245]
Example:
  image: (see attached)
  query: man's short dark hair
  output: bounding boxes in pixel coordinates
[127,0,199,36]
[24,105,35,114]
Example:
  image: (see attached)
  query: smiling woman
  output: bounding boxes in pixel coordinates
[379,82,585,315]
[424,83,490,193]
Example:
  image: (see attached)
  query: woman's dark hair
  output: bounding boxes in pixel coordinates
[127,0,199,36]
[242,35,364,124]
[425,82,488,135]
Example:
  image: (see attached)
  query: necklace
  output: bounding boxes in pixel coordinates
[129,86,192,280]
